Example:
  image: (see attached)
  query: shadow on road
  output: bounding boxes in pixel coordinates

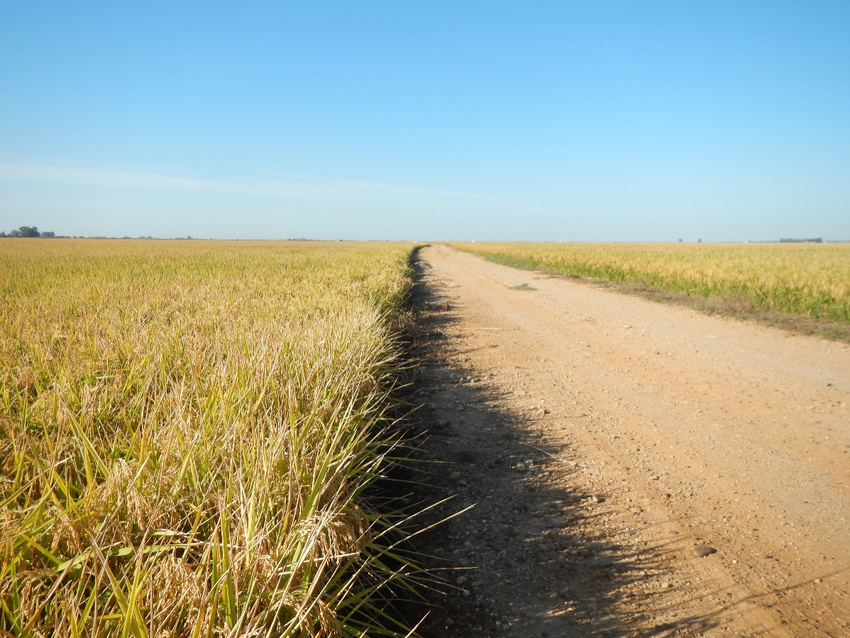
[400,248,745,638]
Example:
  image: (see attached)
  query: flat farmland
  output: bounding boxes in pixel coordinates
[6,239,850,637]
[0,239,417,637]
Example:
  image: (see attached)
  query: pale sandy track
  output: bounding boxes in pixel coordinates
[414,244,849,637]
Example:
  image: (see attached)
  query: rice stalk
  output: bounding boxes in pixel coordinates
[1,239,422,637]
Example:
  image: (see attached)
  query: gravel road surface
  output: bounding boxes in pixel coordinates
[410,244,849,637]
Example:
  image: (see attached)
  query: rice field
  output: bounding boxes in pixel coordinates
[452,242,850,324]
[0,239,419,637]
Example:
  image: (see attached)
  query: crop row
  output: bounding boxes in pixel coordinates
[1,240,418,637]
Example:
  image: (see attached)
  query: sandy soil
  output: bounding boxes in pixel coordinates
[408,245,849,637]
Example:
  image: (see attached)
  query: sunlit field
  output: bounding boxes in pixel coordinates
[0,239,418,637]
[452,242,850,324]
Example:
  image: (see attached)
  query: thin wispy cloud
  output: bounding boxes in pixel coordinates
[0,160,235,193]
[0,160,494,204]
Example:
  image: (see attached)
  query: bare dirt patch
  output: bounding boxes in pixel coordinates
[406,245,850,637]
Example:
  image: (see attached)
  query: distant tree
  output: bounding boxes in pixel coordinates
[0,231,6,237]
[42,231,55,238]
[19,226,40,237]
[10,229,22,237]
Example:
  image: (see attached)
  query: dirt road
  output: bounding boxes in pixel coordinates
[410,245,849,637]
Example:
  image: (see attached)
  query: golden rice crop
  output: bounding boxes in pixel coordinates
[453,242,850,323]
[0,239,418,637]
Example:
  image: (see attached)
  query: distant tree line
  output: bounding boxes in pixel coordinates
[780,238,823,243]
[0,226,55,238]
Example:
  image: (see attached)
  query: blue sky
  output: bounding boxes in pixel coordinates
[1,1,848,241]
